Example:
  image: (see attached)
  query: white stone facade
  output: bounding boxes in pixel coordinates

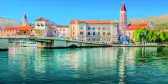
[70,20,118,43]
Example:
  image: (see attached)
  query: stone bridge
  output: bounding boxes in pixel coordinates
[29,36,108,48]
[0,36,110,48]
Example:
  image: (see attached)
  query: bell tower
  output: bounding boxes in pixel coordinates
[22,13,29,26]
[120,2,127,29]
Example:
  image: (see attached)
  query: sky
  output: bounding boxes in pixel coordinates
[2,0,168,25]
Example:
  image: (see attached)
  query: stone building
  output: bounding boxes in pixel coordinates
[69,20,118,43]
[34,17,57,37]
[56,25,70,38]
[0,15,57,37]
[0,14,34,37]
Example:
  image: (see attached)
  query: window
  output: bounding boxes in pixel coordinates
[88,32,90,35]
[60,29,61,31]
[93,38,95,41]
[88,27,90,30]
[98,27,100,30]
[37,23,40,26]
[93,27,95,30]
[103,27,105,30]
[107,32,111,36]
[80,26,83,30]
[41,23,44,26]
[93,32,95,35]
[63,29,65,31]
[80,32,83,35]
[88,38,90,41]
[98,32,100,35]
[103,32,105,35]
[73,32,75,35]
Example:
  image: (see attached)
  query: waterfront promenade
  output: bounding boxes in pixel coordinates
[112,44,168,47]
[0,36,168,51]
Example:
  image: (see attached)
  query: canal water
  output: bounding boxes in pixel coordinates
[0,47,168,84]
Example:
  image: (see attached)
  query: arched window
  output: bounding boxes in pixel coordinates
[107,32,111,36]
[88,32,90,35]
[98,27,100,30]
[93,32,95,35]
[98,32,100,35]
[103,27,105,30]
[41,23,44,26]
[103,32,105,35]
[37,23,40,26]
[88,27,90,30]
[93,27,95,30]
[80,32,83,35]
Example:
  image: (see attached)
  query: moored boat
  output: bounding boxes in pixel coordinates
[21,42,38,47]
[9,41,39,47]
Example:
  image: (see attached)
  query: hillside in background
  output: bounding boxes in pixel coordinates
[129,14,168,24]
[1,14,168,29]
[0,17,21,29]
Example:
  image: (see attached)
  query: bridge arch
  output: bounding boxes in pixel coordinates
[69,44,79,48]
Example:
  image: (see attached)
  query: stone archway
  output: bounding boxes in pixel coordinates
[69,44,78,48]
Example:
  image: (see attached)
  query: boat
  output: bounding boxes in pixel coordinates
[9,40,39,47]
[21,41,39,47]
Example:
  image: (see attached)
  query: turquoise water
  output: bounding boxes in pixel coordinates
[0,47,168,84]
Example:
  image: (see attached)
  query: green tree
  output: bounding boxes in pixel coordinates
[147,30,154,42]
[160,32,166,43]
[165,32,168,42]
[140,28,148,43]
[152,32,157,42]
[134,28,141,42]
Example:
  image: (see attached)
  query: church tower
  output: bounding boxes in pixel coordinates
[120,2,127,29]
[22,13,29,26]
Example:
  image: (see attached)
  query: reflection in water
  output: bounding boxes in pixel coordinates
[8,47,38,79]
[117,47,127,84]
[4,47,168,83]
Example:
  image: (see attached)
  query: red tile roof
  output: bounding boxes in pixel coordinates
[70,20,113,24]
[49,26,56,29]
[57,25,69,28]
[121,3,126,11]
[126,23,151,30]
[35,17,49,21]
[3,26,34,31]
